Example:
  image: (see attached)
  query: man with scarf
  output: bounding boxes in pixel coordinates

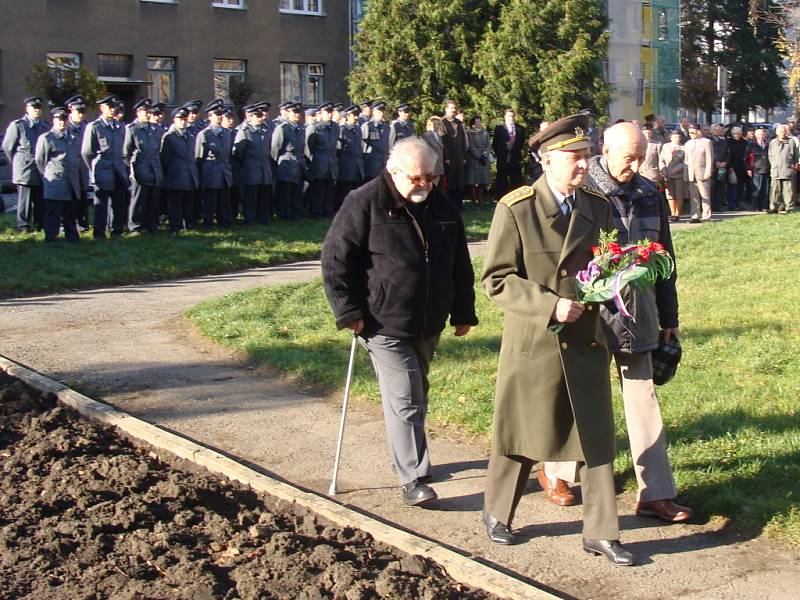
[542,122,692,526]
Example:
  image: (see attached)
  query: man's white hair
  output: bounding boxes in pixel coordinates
[732,126,743,135]
[386,137,437,174]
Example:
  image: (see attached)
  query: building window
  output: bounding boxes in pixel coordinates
[147,57,176,105]
[97,54,133,78]
[213,59,246,103]
[212,0,245,8]
[140,0,177,4]
[47,52,81,86]
[280,63,324,106]
[279,0,323,15]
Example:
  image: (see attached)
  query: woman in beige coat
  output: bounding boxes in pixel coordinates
[659,130,688,221]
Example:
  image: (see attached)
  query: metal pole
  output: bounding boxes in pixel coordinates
[328,333,359,495]
[721,96,726,124]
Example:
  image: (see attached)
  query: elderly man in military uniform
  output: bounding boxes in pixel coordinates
[123,98,163,234]
[542,122,692,526]
[389,103,414,147]
[160,106,199,233]
[82,95,128,239]
[234,104,273,225]
[195,100,234,228]
[65,95,90,230]
[305,102,339,217]
[271,102,306,220]
[34,105,81,242]
[480,114,636,566]
[335,104,364,212]
[361,100,391,182]
[3,96,50,231]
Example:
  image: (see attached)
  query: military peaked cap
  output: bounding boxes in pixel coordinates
[530,113,592,153]
[24,96,43,107]
[396,103,411,113]
[370,100,385,110]
[255,101,271,110]
[317,102,333,112]
[344,104,359,116]
[133,98,152,112]
[96,95,118,106]
[243,104,261,115]
[172,106,190,119]
[65,95,86,109]
[50,106,68,119]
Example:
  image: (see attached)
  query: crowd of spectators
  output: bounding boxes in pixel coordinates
[4,94,795,243]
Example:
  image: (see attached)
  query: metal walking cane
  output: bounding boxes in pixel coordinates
[329,332,359,495]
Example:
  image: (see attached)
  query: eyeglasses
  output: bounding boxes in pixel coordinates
[401,171,436,185]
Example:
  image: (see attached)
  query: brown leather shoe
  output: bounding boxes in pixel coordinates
[537,469,576,506]
[636,499,693,523]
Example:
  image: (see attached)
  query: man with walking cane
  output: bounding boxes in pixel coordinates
[321,137,478,506]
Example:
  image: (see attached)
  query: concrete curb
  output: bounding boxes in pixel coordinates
[1,355,558,600]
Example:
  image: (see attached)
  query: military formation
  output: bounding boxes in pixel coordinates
[2,95,419,241]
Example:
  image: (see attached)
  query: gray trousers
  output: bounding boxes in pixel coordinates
[770,178,794,211]
[359,333,439,486]
[485,455,619,540]
[546,351,676,502]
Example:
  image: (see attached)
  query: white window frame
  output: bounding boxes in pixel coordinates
[279,0,324,16]
[46,52,81,86]
[212,0,246,9]
[147,56,176,106]
[213,59,246,103]
[280,63,324,107]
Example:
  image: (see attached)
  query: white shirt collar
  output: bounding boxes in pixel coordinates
[545,176,573,215]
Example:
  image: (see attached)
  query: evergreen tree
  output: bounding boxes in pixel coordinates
[681,0,786,121]
[724,0,787,119]
[472,0,611,125]
[348,0,494,121]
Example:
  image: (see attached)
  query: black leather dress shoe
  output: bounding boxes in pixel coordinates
[401,481,437,506]
[482,510,515,545]
[582,539,636,566]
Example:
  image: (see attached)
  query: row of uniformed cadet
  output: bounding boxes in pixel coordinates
[3,95,418,238]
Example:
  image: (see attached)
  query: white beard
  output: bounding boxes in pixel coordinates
[408,190,429,204]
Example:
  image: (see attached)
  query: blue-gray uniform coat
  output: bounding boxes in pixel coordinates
[195,126,233,189]
[123,122,163,187]
[337,123,364,182]
[34,129,82,201]
[233,123,274,186]
[3,116,50,185]
[389,119,415,147]
[81,117,127,191]
[271,121,306,184]
[361,119,391,179]
[68,120,90,189]
[305,121,340,180]
[160,126,199,191]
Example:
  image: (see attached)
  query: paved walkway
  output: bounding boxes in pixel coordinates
[2,210,797,599]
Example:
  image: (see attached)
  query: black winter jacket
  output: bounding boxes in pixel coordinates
[321,171,478,340]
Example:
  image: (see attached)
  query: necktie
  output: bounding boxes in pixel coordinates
[564,195,573,217]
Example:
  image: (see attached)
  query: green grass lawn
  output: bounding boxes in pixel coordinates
[0,204,494,298]
[187,212,800,544]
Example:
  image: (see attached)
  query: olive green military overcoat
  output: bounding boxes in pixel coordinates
[481,176,615,468]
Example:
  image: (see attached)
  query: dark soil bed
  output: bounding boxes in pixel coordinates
[0,372,495,600]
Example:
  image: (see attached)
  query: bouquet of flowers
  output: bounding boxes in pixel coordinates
[548,229,674,334]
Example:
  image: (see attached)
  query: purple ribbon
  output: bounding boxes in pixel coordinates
[611,262,636,319]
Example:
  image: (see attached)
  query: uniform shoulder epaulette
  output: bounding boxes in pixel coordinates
[581,185,609,202]
[500,185,534,207]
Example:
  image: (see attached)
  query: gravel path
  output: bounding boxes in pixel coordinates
[2,213,798,599]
